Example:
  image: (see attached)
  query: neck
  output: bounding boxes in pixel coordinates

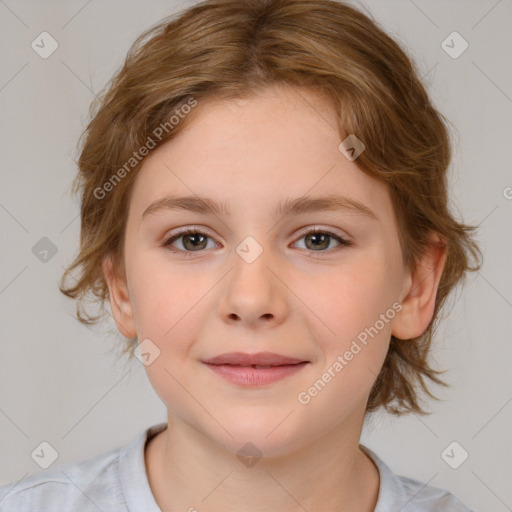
[145,414,380,512]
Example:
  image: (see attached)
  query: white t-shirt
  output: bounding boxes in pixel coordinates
[0,422,472,511]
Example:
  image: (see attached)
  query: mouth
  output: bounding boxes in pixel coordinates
[202,352,310,387]
[202,351,309,367]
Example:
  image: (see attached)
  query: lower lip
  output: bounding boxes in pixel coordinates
[203,362,309,387]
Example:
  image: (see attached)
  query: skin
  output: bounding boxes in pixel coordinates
[103,84,447,511]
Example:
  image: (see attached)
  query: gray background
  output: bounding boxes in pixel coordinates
[0,0,511,510]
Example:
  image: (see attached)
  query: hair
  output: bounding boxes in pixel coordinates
[59,0,482,415]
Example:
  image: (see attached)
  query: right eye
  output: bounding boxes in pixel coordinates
[163,228,218,256]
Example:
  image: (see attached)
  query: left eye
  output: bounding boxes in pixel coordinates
[164,229,217,254]
[293,229,352,253]
[163,228,352,257]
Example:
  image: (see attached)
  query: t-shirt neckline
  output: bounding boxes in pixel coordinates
[118,423,398,512]
[118,422,167,511]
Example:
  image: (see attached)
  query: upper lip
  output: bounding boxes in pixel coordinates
[202,352,308,366]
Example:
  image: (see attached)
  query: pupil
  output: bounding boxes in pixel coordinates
[186,233,206,250]
[309,233,328,250]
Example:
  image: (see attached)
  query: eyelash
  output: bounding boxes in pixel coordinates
[163,227,353,258]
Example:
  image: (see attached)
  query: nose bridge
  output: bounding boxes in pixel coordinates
[218,232,288,325]
[231,233,275,298]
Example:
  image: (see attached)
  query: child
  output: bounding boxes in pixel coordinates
[0,0,482,510]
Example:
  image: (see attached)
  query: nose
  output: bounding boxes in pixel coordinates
[217,244,289,329]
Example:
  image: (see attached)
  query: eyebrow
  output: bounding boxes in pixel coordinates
[142,193,378,222]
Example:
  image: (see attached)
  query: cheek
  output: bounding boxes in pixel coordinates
[294,262,396,421]
[126,249,200,337]
[291,253,399,416]
[128,260,208,410]
[126,252,217,388]
[297,251,399,352]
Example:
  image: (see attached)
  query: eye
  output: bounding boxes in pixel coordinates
[163,228,218,257]
[163,226,352,258]
[292,227,353,257]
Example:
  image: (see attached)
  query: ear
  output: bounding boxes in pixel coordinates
[392,232,447,341]
[102,255,137,339]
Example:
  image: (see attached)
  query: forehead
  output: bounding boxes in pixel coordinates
[128,85,396,227]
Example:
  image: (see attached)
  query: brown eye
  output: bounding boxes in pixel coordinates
[304,232,331,250]
[180,232,208,251]
[164,229,216,255]
[163,227,352,258]
[293,229,353,255]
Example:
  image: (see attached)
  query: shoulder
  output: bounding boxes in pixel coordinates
[0,423,166,512]
[393,474,473,511]
[0,443,125,512]
[360,445,474,512]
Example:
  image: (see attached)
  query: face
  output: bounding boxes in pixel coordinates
[106,85,416,457]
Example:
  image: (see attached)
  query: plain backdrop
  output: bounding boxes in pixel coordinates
[0,0,511,510]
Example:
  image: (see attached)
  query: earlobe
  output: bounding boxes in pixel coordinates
[392,233,448,341]
[102,256,137,339]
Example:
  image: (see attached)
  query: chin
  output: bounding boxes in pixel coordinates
[203,417,312,461]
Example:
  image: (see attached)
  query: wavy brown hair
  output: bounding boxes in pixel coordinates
[59,0,482,415]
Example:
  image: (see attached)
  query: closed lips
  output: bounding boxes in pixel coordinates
[202,352,310,387]
[211,363,303,369]
[202,352,309,367]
